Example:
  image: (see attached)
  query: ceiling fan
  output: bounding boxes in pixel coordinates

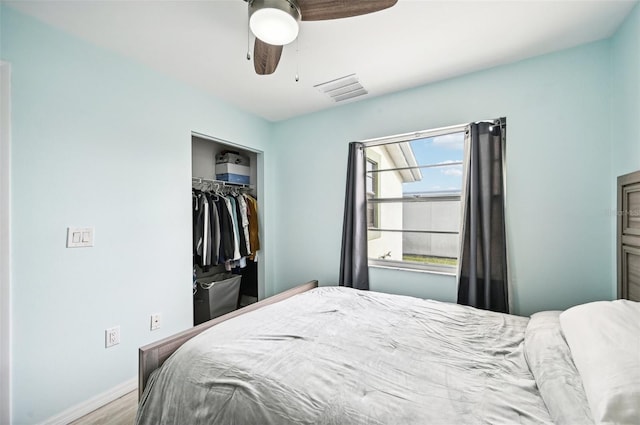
[246,0,398,75]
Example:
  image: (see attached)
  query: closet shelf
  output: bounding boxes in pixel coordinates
[192,177,254,190]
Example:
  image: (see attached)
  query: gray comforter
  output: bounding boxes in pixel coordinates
[136,286,591,424]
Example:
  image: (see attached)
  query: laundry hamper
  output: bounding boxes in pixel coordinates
[193,273,242,325]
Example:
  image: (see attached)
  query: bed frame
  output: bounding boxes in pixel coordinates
[138,280,318,398]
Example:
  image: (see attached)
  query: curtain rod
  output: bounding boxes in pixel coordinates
[358,123,469,147]
[358,118,506,148]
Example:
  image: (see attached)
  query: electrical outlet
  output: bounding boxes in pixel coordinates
[150,313,161,331]
[105,326,120,348]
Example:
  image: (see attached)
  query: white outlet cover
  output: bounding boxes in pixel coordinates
[150,313,161,331]
[105,326,120,348]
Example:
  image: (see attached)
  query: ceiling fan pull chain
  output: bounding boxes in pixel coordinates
[295,35,300,82]
[246,4,251,61]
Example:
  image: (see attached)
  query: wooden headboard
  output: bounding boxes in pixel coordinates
[617,170,640,302]
[138,280,318,398]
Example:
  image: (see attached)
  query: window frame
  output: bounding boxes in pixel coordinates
[360,123,469,275]
[365,151,381,241]
[366,158,379,227]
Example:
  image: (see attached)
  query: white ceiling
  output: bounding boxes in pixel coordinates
[5,0,637,122]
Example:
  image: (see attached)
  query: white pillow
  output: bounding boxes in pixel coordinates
[559,300,640,424]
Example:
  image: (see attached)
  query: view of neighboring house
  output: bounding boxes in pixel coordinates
[366,142,421,262]
[366,136,464,267]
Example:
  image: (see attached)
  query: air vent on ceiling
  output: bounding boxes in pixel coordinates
[314,74,368,102]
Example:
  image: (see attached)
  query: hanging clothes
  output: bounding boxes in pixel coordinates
[223,196,241,261]
[236,194,251,256]
[192,186,260,271]
[202,194,211,267]
[244,194,260,261]
[215,198,234,264]
[193,191,209,268]
[207,193,221,267]
[193,190,216,271]
[233,195,250,258]
[192,191,200,264]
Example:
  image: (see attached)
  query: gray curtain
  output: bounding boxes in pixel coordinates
[339,142,369,290]
[457,120,508,313]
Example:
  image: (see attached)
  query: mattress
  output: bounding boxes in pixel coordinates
[136,286,592,424]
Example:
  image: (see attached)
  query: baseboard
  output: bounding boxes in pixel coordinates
[40,377,137,425]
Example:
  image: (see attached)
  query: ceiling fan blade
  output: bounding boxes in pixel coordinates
[298,0,397,21]
[253,38,283,75]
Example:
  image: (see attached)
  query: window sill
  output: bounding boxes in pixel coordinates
[368,259,457,277]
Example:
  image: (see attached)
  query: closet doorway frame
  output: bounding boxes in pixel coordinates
[1,60,12,425]
[191,131,266,301]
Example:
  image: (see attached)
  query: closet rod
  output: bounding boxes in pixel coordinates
[192,177,254,190]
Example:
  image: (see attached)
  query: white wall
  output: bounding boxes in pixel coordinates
[1,7,272,424]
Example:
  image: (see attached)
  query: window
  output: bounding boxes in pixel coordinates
[366,158,379,229]
[364,127,466,273]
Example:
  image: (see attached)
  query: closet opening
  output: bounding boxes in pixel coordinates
[191,132,264,326]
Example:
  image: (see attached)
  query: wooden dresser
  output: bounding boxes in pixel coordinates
[617,170,640,302]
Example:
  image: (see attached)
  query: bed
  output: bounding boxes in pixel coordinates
[136,281,639,424]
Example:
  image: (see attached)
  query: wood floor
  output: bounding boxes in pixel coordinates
[70,391,138,425]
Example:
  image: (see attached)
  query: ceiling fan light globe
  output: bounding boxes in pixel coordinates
[249,0,300,46]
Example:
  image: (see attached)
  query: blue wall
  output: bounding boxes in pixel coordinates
[1,6,274,424]
[610,4,640,286]
[611,3,640,178]
[2,2,639,424]
[272,41,615,316]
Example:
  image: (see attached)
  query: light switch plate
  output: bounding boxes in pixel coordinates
[67,227,94,248]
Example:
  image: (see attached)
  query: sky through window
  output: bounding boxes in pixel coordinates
[402,132,464,194]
